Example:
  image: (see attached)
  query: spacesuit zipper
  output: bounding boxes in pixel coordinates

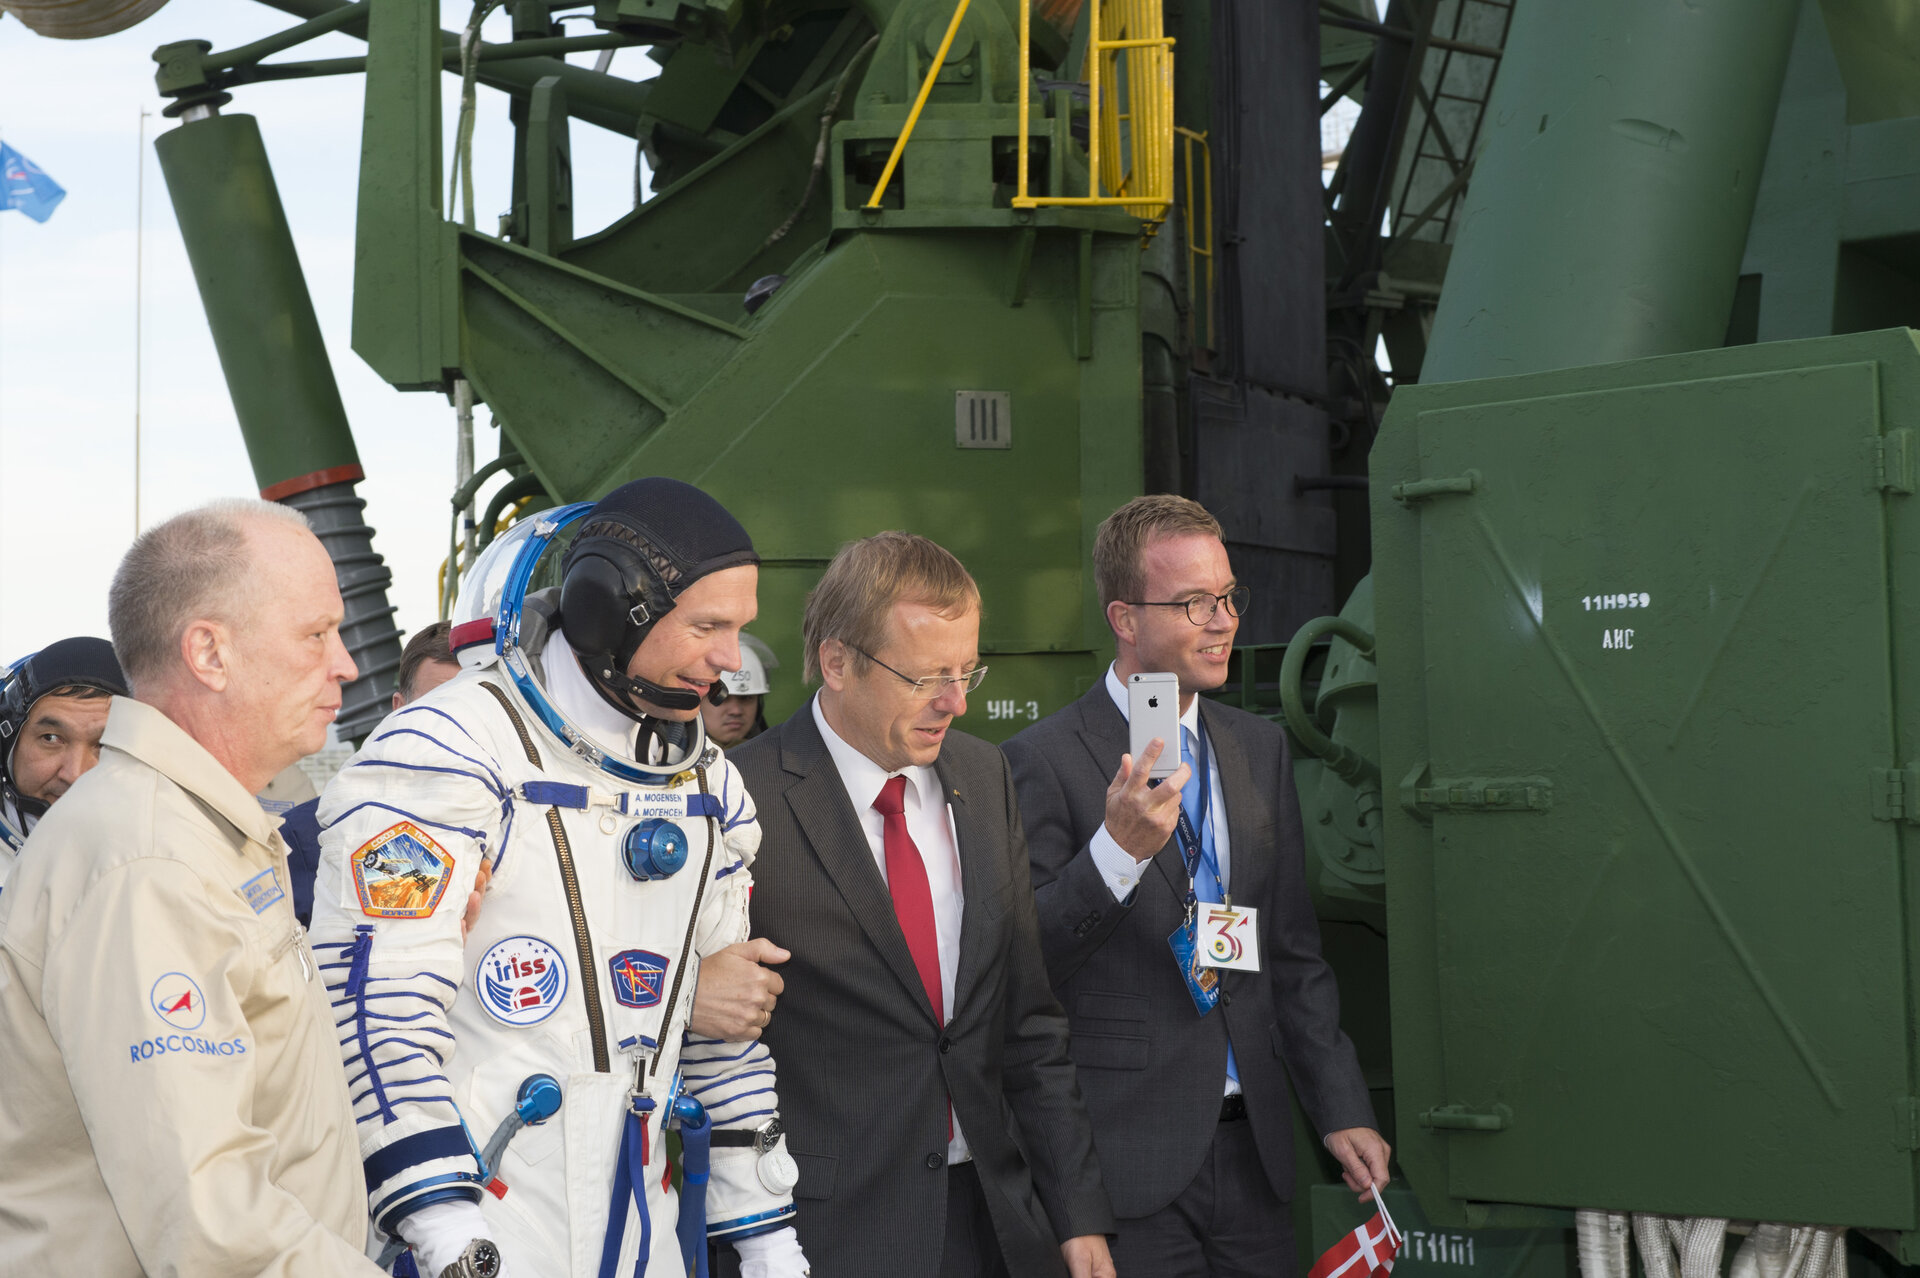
[545,805,611,1073]
[649,765,717,1081]
[478,681,613,1074]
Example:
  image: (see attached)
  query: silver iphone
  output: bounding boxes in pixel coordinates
[1127,672,1183,779]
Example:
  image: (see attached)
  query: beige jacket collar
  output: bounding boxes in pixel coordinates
[101,696,278,848]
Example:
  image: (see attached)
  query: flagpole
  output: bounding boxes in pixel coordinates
[134,107,148,538]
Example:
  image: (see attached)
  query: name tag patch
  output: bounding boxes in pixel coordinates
[352,822,455,919]
[607,949,669,1009]
[478,935,569,1026]
[240,867,285,915]
[1198,905,1261,972]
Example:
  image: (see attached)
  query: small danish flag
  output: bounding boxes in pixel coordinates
[1308,1186,1403,1278]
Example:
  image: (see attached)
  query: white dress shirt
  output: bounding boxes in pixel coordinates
[811,695,973,1164]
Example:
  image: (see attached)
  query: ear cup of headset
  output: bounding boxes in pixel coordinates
[558,551,641,665]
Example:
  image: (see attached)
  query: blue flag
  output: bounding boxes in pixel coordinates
[0,142,66,223]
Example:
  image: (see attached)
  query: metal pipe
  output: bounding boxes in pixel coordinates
[250,0,654,135]
[155,111,403,737]
[1420,0,1801,382]
[1279,616,1379,786]
[280,482,405,741]
[202,2,370,72]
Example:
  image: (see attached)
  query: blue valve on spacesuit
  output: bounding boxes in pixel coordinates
[514,1074,563,1126]
[622,818,690,881]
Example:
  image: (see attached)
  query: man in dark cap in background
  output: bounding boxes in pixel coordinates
[0,636,128,890]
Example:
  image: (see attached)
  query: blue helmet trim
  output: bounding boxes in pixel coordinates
[491,504,708,786]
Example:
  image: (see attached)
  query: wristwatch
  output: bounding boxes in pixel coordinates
[712,1114,784,1155]
[439,1239,502,1278]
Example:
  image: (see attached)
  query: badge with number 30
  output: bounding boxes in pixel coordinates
[1199,905,1261,971]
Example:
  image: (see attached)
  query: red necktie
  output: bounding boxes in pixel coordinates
[874,775,944,1025]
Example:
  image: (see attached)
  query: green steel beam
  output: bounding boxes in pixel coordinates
[1420,0,1802,383]
[250,0,654,134]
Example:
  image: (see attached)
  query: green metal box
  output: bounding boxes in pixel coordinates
[1371,329,1920,1231]
[1310,1185,1576,1278]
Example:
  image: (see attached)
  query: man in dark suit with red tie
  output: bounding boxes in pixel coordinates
[730,532,1115,1278]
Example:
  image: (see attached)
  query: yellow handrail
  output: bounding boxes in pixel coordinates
[1015,0,1175,221]
[1176,125,1214,349]
[865,0,973,209]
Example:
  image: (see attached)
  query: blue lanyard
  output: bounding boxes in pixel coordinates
[1169,725,1225,897]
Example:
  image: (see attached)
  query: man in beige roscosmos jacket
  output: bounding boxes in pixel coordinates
[0,498,389,1276]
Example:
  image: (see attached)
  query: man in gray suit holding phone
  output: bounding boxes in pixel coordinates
[731,532,1115,1278]
[1004,495,1389,1278]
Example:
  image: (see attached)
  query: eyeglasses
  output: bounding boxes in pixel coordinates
[1124,586,1250,627]
[850,646,988,698]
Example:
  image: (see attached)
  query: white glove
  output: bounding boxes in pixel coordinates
[397,1199,508,1278]
[734,1224,810,1278]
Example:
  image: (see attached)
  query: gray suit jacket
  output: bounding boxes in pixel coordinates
[732,702,1113,1278]
[1002,682,1375,1218]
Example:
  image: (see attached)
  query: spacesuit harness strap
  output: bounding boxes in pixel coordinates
[515,781,723,822]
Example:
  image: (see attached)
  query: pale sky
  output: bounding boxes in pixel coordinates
[0,1,653,661]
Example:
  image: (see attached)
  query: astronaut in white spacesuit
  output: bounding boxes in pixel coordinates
[308,480,807,1278]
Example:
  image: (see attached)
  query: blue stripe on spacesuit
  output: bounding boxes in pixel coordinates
[331,989,459,1014]
[372,725,507,794]
[353,1074,453,1108]
[680,1036,761,1064]
[697,1086,776,1122]
[684,1068,772,1099]
[349,1050,432,1085]
[713,1105,776,1127]
[363,1126,478,1188]
[344,1031,453,1068]
[326,801,489,846]
[342,926,398,1123]
[392,703,488,749]
[335,1007,449,1033]
[350,756,508,800]
[713,859,743,881]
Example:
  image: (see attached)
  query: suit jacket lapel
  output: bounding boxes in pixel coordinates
[937,753,994,1012]
[1199,699,1265,910]
[1075,682,1188,906]
[780,710,941,1026]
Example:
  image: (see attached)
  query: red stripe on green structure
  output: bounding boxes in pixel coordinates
[260,464,366,502]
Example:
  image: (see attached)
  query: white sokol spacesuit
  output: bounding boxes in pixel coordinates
[308,500,803,1278]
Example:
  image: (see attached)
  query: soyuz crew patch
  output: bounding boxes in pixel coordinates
[352,822,455,918]
[607,949,669,1009]
[478,935,569,1026]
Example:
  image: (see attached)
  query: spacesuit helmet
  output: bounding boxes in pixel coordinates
[557,479,759,719]
[450,504,725,786]
[0,636,128,820]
